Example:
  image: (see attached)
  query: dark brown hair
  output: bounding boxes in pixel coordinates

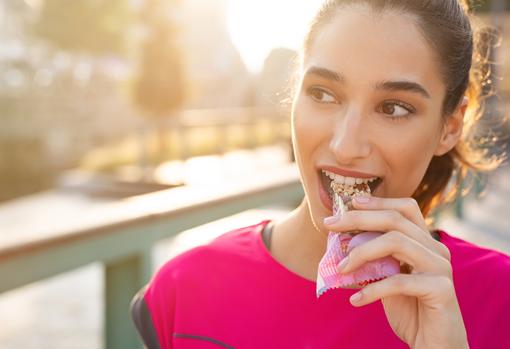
[298,0,506,219]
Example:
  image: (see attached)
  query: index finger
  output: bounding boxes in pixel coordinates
[350,196,451,261]
[352,196,428,231]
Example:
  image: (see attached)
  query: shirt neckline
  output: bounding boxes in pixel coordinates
[255,220,446,286]
[256,220,317,285]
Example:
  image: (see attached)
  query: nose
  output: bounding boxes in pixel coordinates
[329,108,371,164]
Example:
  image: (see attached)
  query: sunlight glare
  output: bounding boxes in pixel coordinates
[227,0,324,73]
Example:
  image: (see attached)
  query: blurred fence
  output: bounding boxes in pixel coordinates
[0,104,291,202]
[153,107,291,159]
[0,163,303,349]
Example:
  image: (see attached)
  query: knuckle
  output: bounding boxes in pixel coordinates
[391,273,408,289]
[348,245,361,260]
[432,254,452,275]
[389,210,404,226]
[439,243,452,261]
[385,230,403,244]
[440,258,453,277]
[433,240,451,261]
[438,275,454,291]
[346,210,360,224]
[405,198,420,211]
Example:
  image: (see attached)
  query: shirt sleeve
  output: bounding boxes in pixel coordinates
[130,286,162,349]
[464,250,510,349]
[486,255,510,348]
[130,258,180,349]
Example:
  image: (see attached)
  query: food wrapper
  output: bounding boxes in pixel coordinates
[316,182,400,297]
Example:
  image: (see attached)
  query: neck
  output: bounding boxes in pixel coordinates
[271,198,329,282]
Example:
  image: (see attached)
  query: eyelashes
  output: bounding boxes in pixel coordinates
[306,86,337,104]
[306,86,338,104]
[304,86,416,121]
[379,100,416,120]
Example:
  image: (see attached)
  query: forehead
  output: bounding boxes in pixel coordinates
[305,6,445,98]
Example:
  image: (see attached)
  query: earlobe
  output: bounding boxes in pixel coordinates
[433,96,468,156]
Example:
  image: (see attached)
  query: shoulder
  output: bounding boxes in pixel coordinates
[149,219,269,288]
[437,231,510,347]
[438,230,510,292]
[133,221,270,348]
[439,230,510,272]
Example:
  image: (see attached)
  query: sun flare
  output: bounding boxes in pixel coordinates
[227,0,324,73]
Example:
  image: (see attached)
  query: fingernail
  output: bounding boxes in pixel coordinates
[354,196,371,204]
[337,256,349,272]
[350,292,362,303]
[324,212,342,225]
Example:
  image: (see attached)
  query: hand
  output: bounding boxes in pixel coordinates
[323,196,469,349]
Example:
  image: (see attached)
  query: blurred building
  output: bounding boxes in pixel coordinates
[0,1,142,202]
[257,47,297,107]
[176,0,254,108]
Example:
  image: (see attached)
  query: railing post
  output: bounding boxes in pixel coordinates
[104,248,152,349]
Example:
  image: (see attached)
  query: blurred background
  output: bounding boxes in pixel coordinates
[0,0,508,348]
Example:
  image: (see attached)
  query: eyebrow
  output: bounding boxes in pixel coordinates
[375,80,431,99]
[305,66,345,82]
[304,66,431,99]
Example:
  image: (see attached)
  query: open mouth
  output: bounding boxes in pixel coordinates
[319,170,383,202]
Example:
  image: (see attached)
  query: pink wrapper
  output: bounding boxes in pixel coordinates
[316,193,400,297]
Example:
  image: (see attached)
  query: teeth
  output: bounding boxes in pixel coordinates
[345,177,355,186]
[322,170,378,185]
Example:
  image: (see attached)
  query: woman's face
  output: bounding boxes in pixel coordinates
[292,6,452,226]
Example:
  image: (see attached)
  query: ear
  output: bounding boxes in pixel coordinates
[434,96,468,156]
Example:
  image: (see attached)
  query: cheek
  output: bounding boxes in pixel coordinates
[291,98,330,155]
[380,125,439,196]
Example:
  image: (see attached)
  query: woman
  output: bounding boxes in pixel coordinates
[131,1,509,348]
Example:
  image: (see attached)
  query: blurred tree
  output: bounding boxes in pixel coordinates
[133,0,185,163]
[473,0,509,12]
[32,0,132,55]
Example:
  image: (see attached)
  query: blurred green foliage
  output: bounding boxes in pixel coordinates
[133,0,186,160]
[133,25,184,117]
[473,0,510,11]
[134,0,185,116]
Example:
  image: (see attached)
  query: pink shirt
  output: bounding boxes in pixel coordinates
[137,220,510,348]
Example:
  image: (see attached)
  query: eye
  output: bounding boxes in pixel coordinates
[379,100,415,120]
[306,86,337,104]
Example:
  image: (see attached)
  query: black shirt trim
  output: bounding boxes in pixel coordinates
[130,286,161,349]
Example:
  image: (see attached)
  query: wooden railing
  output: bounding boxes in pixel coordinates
[0,164,303,348]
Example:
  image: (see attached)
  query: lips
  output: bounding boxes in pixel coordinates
[318,170,383,210]
[320,165,380,179]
